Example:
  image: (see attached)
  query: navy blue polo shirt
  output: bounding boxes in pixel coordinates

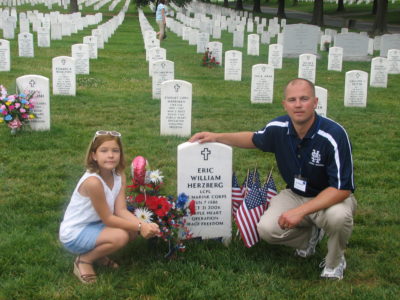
[252,114,355,197]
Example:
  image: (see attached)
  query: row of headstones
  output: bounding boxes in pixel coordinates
[3,0,131,132]
[0,0,121,11]
[0,1,129,71]
[171,1,400,61]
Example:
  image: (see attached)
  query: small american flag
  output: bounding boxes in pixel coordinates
[232,173,244,217]
[260,175,278,209]
[235,187,266,248]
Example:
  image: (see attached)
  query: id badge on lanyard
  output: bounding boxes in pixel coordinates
[294,175,307,192]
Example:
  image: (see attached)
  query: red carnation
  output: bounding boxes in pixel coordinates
[154,197,172,217]
[135,193,145,203]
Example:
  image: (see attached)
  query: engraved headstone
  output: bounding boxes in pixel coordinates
[328,46,343,72]
[16,75,50,130]
[233,30,244,48]
[379,34,400,57]
[370,57,388,88]
[334,33,370,61]
[315,86,327,117]
[178,141,232,242]
[51,23,62,40]
[247,34,259,56]
[52,56,76,96]
[148,47,166,77]
[71,44,90,75]
[152,60,174,99]
[251,64,274,103]
[207,41,223,66]
[18,32,34,57]
[37,26,50,47]
[83,36,98,59]
[282,24,320,57]
[160,80,192,137]
[224,50,242,81]
[298,53,317,83]
[268,44,283,69]
[197,32,209,54]
[387,49,400,74]
[344,70,368,107]
[0,39,11,71]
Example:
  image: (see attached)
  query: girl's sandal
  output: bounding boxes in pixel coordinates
[97,256,119,269]
[73,257,97,284]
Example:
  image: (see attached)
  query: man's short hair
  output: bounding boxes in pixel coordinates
[284,78,315,98]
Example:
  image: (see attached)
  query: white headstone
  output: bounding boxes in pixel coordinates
[148,47,166,77]
[298,53,317,83]
[207,41,223,66]
[51,23,62,40]
[268,44,283,69]
[152,60,174,99]
[52,56,76,96]
[160,80,192,137]
[261,31,270,45]
[224,50,242,81]
[233,30,244,48]
[19,17,30,33]
[71,44,90,75]
[251,64,274,103]
[315,86,328,117]
[320,34,332,51]
[344,70,368,107]
[189,28,199,46]
[83,36,98,59]
[387,49,400,74]
[328,46,343,72]
[16,75,50,130]
[197,32,210,54]
[37,27,50,47]
[334,33,370,61]
[379,34,400,57]
[18,32,34,57]
[370,57,388,88]
[247,34,259,56]
[0,39,11,71]
[178,141,232,242]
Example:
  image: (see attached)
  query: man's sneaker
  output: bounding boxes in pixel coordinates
[320,256,347,280]
[295,226,325,258]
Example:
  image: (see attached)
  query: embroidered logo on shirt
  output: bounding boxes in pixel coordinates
[309,149,324,166]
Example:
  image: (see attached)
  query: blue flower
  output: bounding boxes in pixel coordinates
[176,193,188,209]
[21,99,27,104]
[5,114,12,121]
[19,93,26,98]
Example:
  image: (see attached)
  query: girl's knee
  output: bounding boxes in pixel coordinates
[112,229,130,248]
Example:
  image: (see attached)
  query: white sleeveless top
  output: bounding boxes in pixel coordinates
[59,170,122,243]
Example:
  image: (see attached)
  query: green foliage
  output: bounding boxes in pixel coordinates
[0,2,400,299]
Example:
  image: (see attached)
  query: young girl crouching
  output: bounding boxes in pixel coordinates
[59,131,160,284]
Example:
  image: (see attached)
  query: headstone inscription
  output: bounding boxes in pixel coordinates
[251,64,274,103]
[16,74,50,130]
[387,49,400,74]
[344,70,368,107]
[160,80,192,137]
[71,44,90,75]
[370,57,388,88]
[0,39,11,71]
[224,50,242,81]
[298,53,317,84]
[18,32,34,57]
[83,36,98,59]
[328,46,343,72]
[148,47,166,77]
[197,32,209,54]
[152,60,174,99]
[178,141,232,243]
[268,44,283,69]
[52,56,76,96]
[37,26,50,47]
[315,86,327,118]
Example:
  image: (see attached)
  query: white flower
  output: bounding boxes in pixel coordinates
[134,207,153,223]
[148,170,164,184]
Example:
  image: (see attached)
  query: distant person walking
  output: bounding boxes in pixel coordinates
[156,0,167,41]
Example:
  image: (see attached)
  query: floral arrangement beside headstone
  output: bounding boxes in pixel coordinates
[0,85,36,134]
[201,47,220,68]
[126,156,195,258]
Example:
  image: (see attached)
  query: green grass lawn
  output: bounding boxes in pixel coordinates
[1,2,399,299]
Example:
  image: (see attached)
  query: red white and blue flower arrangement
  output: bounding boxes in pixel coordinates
[126,156,195,258]
[0,85,36,134]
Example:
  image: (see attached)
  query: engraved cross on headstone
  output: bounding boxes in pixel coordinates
[201,148,211,160]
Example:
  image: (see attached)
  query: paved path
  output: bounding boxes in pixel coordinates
[238,5,400,33]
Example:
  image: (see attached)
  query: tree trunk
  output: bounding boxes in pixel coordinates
[277,0,286,19]
[70,0,79,13]
[372,0,388,35]
[236,0,244,11]
[337,0,345,12]
[372,0,377,15]
[311,0,324,26]
[223,0,229,8]
[253,0,262,13]
[292,0,298,6]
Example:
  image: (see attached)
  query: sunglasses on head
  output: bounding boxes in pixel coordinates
[93,130,121,141]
